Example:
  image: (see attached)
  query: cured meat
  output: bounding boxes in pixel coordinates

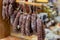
[12,11,20,32]
[2,4,9,19]
[25,14,31,36]
[21,13,27,35]
[31,13,37,34]
[2,6,6,20]
[10,10,17,24]
[37,17,45,40]
[19,14,23,32]
[8,4,13,16]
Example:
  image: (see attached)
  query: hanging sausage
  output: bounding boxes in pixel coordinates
[2,4,9,20]
[15,11,21,32]
[21,13,27,35]
[2,6,6,20]
[25,14,31,36]
[10,10,18,24]
[19,14,23,32]
[31,13,37,34]
[9,0,17,15]
[9,2,18,24]
[12,11,20,32]
[37,17,45,40]
[8,4,13,16]
[5,5,9,19]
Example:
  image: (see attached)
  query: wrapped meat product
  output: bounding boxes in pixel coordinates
[2,4,9,19]
[21,13,27,35]
[12,11,20,32]
[10,10,17,24]
[25,14,31,36]
[8,4,13,16]
[37,17,45,40]
[2,6,6,19]
[31,13,37,34]
[19,14,23,32]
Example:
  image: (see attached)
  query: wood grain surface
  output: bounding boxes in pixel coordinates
[0,0,10,39]
[0,36,26,40]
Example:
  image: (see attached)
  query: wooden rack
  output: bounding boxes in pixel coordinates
[11,0,48,40]
[16,1,42,6]
[16,0,48,7]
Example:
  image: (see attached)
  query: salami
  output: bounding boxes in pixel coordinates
[21,13,27,35]
[2,6,6,20]
[10,10,17,24]
[31,13,37,34]
[37,17,45,40]
[2,4,9,19]
[12,11,20,32]
[8,4,13,16]
[19,14,23,32]
[25,14,31,36]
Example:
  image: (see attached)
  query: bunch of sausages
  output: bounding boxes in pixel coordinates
[2,0,16,19]
[2,0,9,19]
[12,12,45,40]
[37,17,45,40]
[2,0,45,40]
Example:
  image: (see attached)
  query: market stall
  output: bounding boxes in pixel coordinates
[1,0,60,40]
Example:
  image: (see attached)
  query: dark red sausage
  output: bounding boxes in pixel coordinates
[2,5,9,19]
[10,10,18,24]
[31,13,37,34]
[25,14,31,36]
[8,4,13,16]
[19,14,23,32]
[2,6,6,19]
[37,17,45,40]
[12,12,20,32]
[21,14,27,35]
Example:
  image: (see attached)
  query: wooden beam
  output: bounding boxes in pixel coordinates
[36,0,48,3]
[16,1,42,6]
